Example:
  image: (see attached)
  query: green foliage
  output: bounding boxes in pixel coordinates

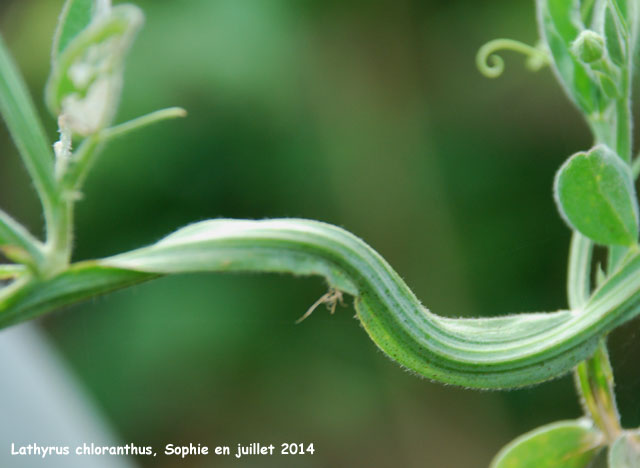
[52,0,94,60]
[554,145,638,246]
[490,419,602,468]
[0,0,639,466]
[0,35,56,222]
[537,0,605,115]
[537,0,637,161]
[46,4,143,136]
[538,0,636,113]
[5,217,640,392]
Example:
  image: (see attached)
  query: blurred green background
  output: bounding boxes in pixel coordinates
[1,0,640,466]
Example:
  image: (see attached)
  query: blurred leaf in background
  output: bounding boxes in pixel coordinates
[1,0,640,467]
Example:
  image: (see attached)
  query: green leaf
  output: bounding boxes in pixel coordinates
[0,35,57,216]
[0,209,45,270]
[45,4,144,135]
[52,0,94,62]
[0,263,154,327]
[608,432,640,468]
[604,2,627,66]
[0,264,25,280]
[537,0,604,114]
[623,0,640,59]
[490,419,603,468]
[554,145,638,246]
[580,0,597,26]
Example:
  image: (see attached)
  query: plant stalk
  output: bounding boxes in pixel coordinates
[569,46,634,439]
[569,233,623,439]
[42,197,73,277]
[574,341,622,442]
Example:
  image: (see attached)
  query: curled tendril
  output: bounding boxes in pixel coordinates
[476,39,550,78]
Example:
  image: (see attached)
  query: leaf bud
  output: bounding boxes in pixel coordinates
[571,30,605,63]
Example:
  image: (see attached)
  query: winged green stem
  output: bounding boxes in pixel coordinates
[2,218,640,391]
[2,2,640,463]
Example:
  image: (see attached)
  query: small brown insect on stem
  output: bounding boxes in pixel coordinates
[295,289,344,324]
